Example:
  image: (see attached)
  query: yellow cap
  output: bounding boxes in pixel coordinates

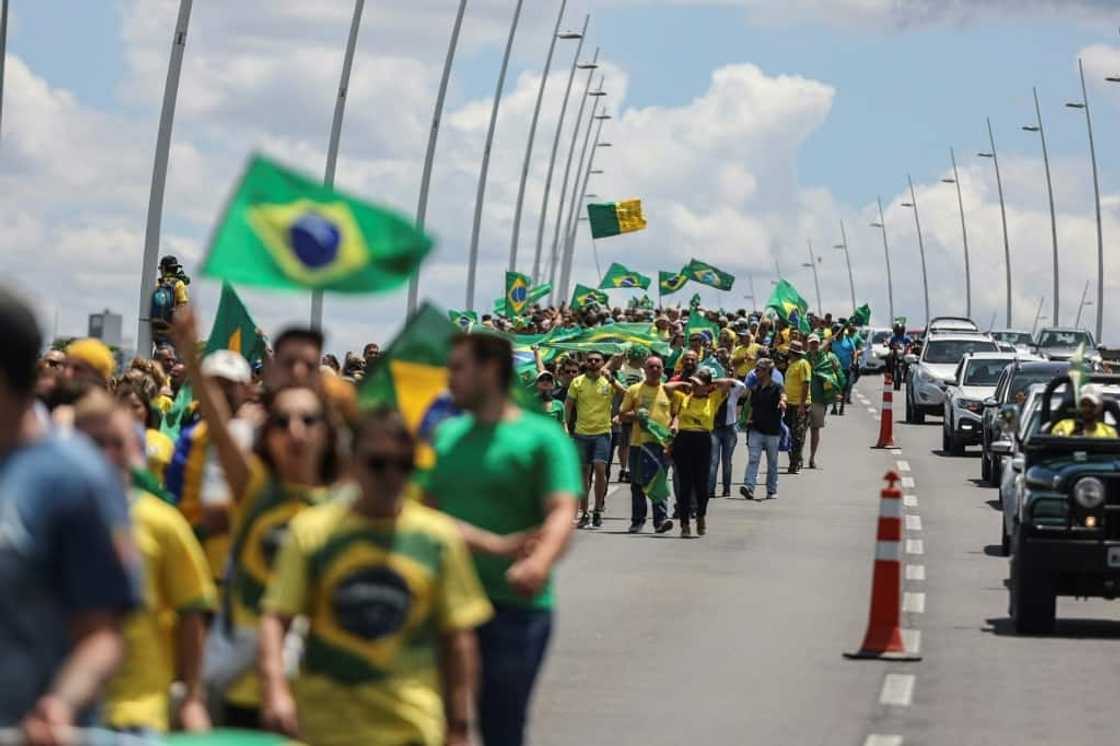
[66,338,115,381]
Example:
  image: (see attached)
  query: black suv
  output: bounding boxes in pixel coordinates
[1005,374,1120,634]
[980,360,1069,486]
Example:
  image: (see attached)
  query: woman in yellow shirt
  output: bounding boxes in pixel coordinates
[672,369,741,538]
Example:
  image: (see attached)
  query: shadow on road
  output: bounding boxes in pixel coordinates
[982,544,1006,557]
[984,499,1001,512]
[984,617,1120,639]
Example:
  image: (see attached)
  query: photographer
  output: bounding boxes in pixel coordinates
[150,255,191,351]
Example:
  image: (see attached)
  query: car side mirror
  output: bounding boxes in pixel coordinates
[991,439,1013,456]
[1011,455,1025,473]
[983,397,998,408]
[903,354,917,365]
[998,404,1020,432]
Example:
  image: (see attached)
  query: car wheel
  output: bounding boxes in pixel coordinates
[913,398,925,425]
[1010,529,1056,635]
[949,429,965,456]
[981,451,992,482]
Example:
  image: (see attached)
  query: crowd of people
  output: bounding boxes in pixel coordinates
[0,277,866,745]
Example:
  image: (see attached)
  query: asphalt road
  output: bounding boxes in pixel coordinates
[528,376,1120,746]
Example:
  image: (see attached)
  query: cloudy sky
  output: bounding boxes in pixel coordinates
[4,0,1120,353]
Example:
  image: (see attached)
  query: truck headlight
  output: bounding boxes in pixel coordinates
[1073,477,1106,509]
[959,399,983,414]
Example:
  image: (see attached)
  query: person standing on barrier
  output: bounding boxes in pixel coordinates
[783,340,812,474]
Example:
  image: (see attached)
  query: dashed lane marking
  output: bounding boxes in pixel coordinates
[903,592,926,613]
[901,628,922,655]
[864,736,903,746]
[900,476,915,488]
[868,408,878,415]
[880,674,916,707]
[905,515,923,532]
[903,494,918,508]
[896,460,911,472]
[905,539,924,555]
[905,564,926,581]
[890,449,903,455]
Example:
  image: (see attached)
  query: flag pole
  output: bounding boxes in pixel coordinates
[311,0,366,331]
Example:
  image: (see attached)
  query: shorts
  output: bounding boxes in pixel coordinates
[810,402,828,429]
[573,433,612,465]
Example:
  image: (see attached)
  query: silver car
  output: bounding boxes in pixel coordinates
[941,352,1016,455]
[905,334,999,423]
[860,328,892,372]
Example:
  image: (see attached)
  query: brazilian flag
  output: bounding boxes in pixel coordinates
[495,282,550,317]
[359,303,460,469]
[765,279,810,325]
[684,258,735,291]
[689,292,702,309]
[571,283,609,310]
[448,310,478,330]
[850,304,872,327]
[204,283,267,364]
[685,314,719,345]
[542,323,670,357]
[504,271,533,317]
[202,154,432,293]
[659,271,689,296]
[599,262,651,290]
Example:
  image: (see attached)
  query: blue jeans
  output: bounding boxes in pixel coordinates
[629,445,669,527]
[573,433,611,464]
[708,424,738,494]
[744,429,780,496]
[477,605,553,746]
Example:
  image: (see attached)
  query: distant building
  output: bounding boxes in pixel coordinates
[88,309,123,348]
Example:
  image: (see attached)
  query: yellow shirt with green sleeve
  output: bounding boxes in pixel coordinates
[673,389,729,432]
[621,382,678,445]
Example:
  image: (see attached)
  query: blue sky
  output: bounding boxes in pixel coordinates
[5,1,1120,347]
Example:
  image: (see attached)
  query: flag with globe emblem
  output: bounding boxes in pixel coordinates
[501,272,536,317]
[684,258,735,291]
[202,154,432,292]
[599,262,651,290]
[659,270,689,296]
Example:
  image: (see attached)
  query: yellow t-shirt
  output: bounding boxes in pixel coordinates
[262,498,494,746]
[153,395,174,414]
[566,373,616,436]
[104,492,217,731]
[622,382,677,446]
[674,389,729,432]
[784,358,813,405]
[225,458,328,708]
[731,343,761,378]
[1051,420,1118,438]
[145,428,174,484]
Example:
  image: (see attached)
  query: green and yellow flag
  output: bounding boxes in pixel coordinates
[202,155,432,293]
[495,282,550,316]
[571,284,609,311]
[448,309,478,330]
[204,283,267,364]
[599,262,651,290]
[685,313,719,345]
[765,279,810,325]
[850,304,872,327]
[543,323,670,357]
[684,258,735,291]
[504,271,533,317]
[659,271,689,296]
[587,199,647,239]
[359,303,459,469]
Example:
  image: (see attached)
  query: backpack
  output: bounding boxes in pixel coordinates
[149,280,177,332]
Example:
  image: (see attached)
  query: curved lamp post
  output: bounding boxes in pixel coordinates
[900,174,930,327]
[869,196,895,323]
[1021,87,1059,325]
[941,148,972,319]
[833,219,856,312]
[1067,58,1104,343]
[978,118,1012,328]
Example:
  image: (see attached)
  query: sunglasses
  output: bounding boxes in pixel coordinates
[270,412,324,430]
[363,454,415,474]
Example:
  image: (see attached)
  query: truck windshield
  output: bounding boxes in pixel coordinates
[924,339,998,365]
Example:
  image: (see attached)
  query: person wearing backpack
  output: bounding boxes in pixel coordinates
[149,255,190,350]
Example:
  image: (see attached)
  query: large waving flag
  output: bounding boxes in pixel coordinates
[659,270,689,296]
[684,259,735,291]
[587,199,647,239]
[542,323,670,357]
[766,279,810,324]
[503,271,533,317]
[448,310,478,330]
[202,155,432,292]
[495,282,550,317]
[571,284,609,311]
[204,283,267,364]
[359,304,460,469]
[850,304,872,327]
[599,262,652,290]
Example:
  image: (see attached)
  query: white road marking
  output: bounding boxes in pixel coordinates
[905,564,926,581]
[868,408,878,415]
[901,476,915,488]
[903,494,918,507]
[890,448,903,455]
[905,539,924,555]
[880,673,916,707]
[864,736,903,746]
[896,460,911,472]
[902,628,922,655]
[903,592,926,613]
[905,514,923,532]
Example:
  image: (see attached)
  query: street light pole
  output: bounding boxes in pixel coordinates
[942,148,972,319]
[136,0,193,358]
[534,26,591,285]
[747,273,758,312]
[408,0,468,315]
[558,116,607,301]
[311,0,366,331]
[559,110,610,295]
[1022,87,1059,325]
[901,174,930,327]
[834,219,856,311]
[978,117,1012,328]
[1075,280,1092,330]
[1031,296,1046,337]
[1066,58,1104,343]
[509,1,578,273]
[803,240,822,316]
[0,0,8,142]
[465,0,524,312]
[869,196,896,324]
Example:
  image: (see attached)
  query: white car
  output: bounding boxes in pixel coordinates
[905,333,1000,423]
[927,316,980,335]
[860,328,892,372]
[990,329,1035,355]
[941,352,1017,455]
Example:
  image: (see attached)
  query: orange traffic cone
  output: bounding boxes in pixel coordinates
[845,472,921,661]
[872,373,897,449]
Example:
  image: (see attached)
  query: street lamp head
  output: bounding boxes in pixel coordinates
[584,193,599,198]
[589,90,607,97]
[593,114,612,120]
[900,202,914,208]
[596,142,613,147]
[977,152,994,158]
[590,169,604,174]
[870,222,883,228]
[833,244,845,250]
[577,63,598,70]
[557,32,583,39]
[800,263,813,268]
[1065,102,1086,109]
[941,178,956,184]
[1107,77,1120,83]
[1022,125,1040,132]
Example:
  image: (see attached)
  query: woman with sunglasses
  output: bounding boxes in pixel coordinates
[672,368,742,537]
[171,308,339,728]
[259,409,492,746]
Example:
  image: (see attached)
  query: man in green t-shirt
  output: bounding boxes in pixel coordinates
[565,351,626,529]
[425,333,582,746]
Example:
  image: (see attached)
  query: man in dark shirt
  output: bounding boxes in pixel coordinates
[740,358,786,500]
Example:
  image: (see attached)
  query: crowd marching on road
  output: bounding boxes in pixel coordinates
[0,266,869,744]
